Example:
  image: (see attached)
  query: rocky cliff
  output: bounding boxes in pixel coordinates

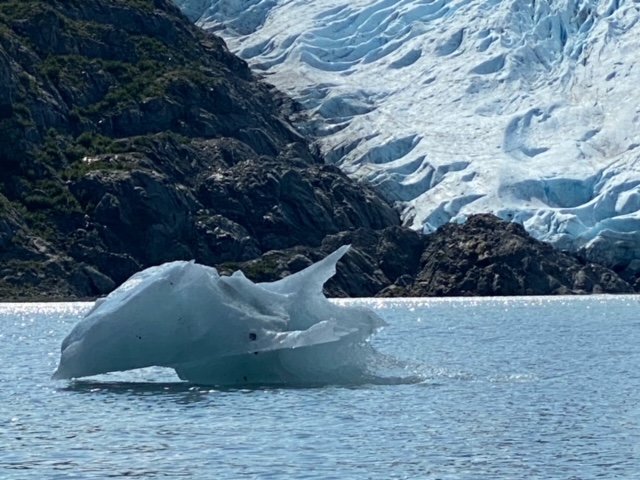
[0,0,399,299]
[0,0,633,299]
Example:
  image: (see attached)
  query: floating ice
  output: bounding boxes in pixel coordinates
[53,246,390,386]
[176,0,640,266]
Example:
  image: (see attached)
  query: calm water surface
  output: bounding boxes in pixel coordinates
[1,296,640,479]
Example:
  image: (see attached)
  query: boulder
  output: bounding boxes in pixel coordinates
[407,215,633,296]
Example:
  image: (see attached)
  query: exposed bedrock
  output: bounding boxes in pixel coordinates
[0,0,399,299]
[578,231,640,291]
[407,215,632,296]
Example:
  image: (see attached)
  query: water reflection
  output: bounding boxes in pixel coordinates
[60,380,224,404]
[59,373,421,399]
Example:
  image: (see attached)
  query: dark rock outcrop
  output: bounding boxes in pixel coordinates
[0,0,399,299]
[406,215,632,296]
[577,232,640,292]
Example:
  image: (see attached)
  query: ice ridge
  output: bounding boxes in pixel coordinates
[176,0,640,266]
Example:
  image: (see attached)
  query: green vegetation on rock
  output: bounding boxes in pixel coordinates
[0,0,402,299]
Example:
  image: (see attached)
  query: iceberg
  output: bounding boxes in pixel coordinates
[53,246,388,386]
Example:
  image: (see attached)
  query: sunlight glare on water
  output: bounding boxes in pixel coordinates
[1,296,640,479]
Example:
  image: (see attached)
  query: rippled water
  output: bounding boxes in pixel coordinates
[1,296,640,479]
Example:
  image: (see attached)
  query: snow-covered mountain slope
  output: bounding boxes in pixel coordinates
[176,0,640,267]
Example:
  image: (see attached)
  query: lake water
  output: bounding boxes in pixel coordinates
[1,296,640,479]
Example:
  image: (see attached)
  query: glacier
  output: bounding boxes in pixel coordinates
[53,246,392,386]
[176,0,640,268]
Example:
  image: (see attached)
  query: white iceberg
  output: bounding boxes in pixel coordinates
[53,246,388,386]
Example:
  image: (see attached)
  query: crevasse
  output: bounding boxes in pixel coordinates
[176,0,640,267]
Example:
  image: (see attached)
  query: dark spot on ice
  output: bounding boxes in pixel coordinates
[136,335,142,340]
[249,332,257,341]
[253,351,259,355]
[243,376,248,381]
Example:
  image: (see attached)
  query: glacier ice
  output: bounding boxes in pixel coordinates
[53,246,390,386]
[176,0,640,266]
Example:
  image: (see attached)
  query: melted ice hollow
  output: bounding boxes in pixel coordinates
[53,246,387,386]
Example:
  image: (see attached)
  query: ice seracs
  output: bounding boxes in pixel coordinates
[176,0,640,268]
[53,246,387,386]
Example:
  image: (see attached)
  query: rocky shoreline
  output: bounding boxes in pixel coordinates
[0,0,636,300]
